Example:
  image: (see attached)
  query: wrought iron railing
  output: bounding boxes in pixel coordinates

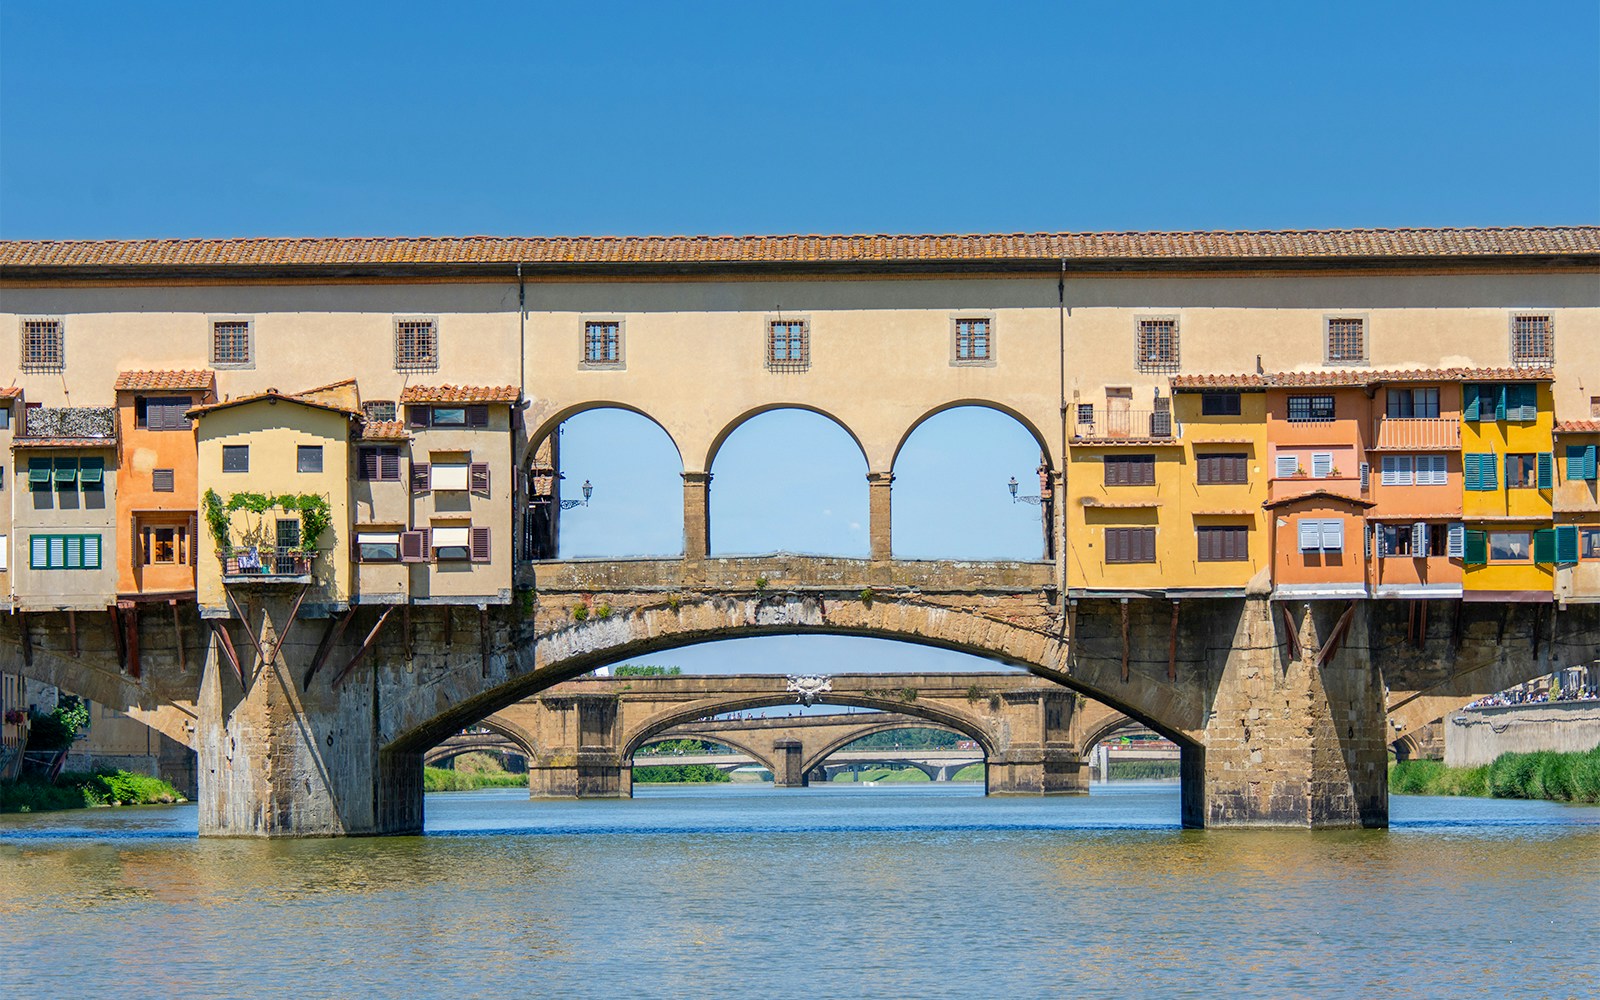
[1073,408,1176,440]
[220,546,314,579]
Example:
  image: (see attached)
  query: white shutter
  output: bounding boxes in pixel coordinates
[0,534,7,571]
[1448,523,1465,558]
[1312,452,1334,478]
[1359,462,1370,491]
[1375,524,1387,556]
[1321,519,1344,552]
[1298,519,1322,552]
[1381,455,1413,486]
[32,535,49,568]
[1418,455,1447,485]
[1412,522,1428,555]
[83,535,100,568]
[1277,454,1300,478]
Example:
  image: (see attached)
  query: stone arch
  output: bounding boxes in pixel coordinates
[1079,712,1139,756]
[702,403,870,474]
[523,400,686,470]
[423,714,536,766]
[799,719,981,776]
[634,732,780,776]
[889,400,1057,474]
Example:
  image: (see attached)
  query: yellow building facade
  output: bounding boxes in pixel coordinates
[1459,374,1556,600]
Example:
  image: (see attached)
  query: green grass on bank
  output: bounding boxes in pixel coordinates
[1105,760,1181,781]
[1,770,186,813]
[1391,747,1600,803]
[423,766,526,792]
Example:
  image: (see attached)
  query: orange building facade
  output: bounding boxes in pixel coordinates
[114,371,216,599]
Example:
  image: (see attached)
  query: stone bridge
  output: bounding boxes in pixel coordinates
[3,561,1593,835]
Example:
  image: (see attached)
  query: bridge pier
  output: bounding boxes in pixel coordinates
[986,746,1089,795]
[770,736,809,788]
[528,756,631,798]
[682,472,712,562]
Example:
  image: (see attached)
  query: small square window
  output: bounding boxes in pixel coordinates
[211,319,253,367]
[152,469,175,492]
[1076,403,1095,425]
[952,318,993,364]
[362,400,397,422]
[1505,453,1537,488]
[297,445,323,473]
[1135,318,1179,373]
[583,321,623,366]
[767,319,810,372]
[1510,314,1553,367]
[21,318,64,373]
[1200,391,1241,416]
[395,318,439,372]
[1325,317,1366,365]
[0,407,10,430]
[222,445,249,473]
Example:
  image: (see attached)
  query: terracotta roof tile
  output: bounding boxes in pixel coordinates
[0,386,21,399]
[1170,374,1268,389]
[114,369,216,392]
[1555,420,1600,434]
[1173,367,1554,391]
[186,390,359,418]
[1264,489,1376,509]
[12,437,117,449]
[358,420,411,441]
[2,227,1595,270]
[398,385,520,404]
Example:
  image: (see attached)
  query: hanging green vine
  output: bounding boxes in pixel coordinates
[202,488,332,554]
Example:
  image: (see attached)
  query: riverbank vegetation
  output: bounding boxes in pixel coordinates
[2,770,186,813]
[633,763,732,783]
[1390,747,1600,803]
[1105,760,1180,781]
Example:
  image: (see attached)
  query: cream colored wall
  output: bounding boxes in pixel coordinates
[195,403,351,609]
[11,447,118,609]
[0,401,13,607]
[408,406,513,601]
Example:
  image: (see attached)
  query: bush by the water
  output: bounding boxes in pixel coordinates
[632,763,731,784]
[1107,760,1180,781]
[1,769,185,813]
[1391,747,1599,803]
[422,766,526,792]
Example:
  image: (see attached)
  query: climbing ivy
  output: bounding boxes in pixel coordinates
[202,487,332,554]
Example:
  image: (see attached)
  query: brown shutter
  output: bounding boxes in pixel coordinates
[411,462,431,494]
[400,529,427,563]
[409,406,431,428]
[467,405,489,427]
[1141,457,1155,485]
[1144,529,1156,562]
[470,526,491,563]
[1197,455,1211,485]
[380,448,401,482]
[1105,458,1121,486]
[469,462,490,496]
[358,448,376,481]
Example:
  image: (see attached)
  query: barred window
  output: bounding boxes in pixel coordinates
[767,319,809,372]
[953,318,992,362]
[584,321,622,365]
[211,320,252,367]
[362,400,397,422]
[1511,314,1553,367]
[395,319,439,371]
[21,319,64,372]
[1287,395,1336,422]
[1135,318,1179,373]
[1325,317,1366,365]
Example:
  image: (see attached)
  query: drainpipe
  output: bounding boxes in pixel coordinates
[1057,258,1068,597]
[517,262,526,401]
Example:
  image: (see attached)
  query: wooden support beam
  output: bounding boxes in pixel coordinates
[304,607,358,689]
[224,588,269,672]
[1531,603,1544,659]
[479,606,490,678]
[1415,600,1428,651]
[210,621,244,687]
[111,606,128,670]
[1167,601,1180,682]
[1315,600,1358,669]
[443,606,454,647]
[1119,599,1130,683]
[170,600,186,672]
[19,613,32,667]
[331,607,394,690]
[67,610,79,658]
[263,583,311,672]
[1449,599,1465,656]
[403,602,414,662]
[119,601,141,679]
[1279,602,1302,661]
[1065,600,1079,671]
[1496,604,1510,645]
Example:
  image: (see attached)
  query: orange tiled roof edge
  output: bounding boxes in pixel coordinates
[114,369,217,392]
[1555,420,1600,434]
[0,386,22,399]
[1171,366,1556,389]
[2,226,1597,269]
[186,390,360,418]
[358,420,411,441]
[398,385,520,404]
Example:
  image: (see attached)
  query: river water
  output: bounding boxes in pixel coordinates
[2,783,1597,999]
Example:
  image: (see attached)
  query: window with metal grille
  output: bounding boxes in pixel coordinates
[151,469,175,492]
[211,320,252,367]
[1135,318,1179,373]
[767,320,809,372]
[362,400,397,422]
[1197,525,1248,562]
[297,445,323,473]
[1287,395,1335,422]
[1104,454,1156,486]
[1195,452,1248,484]
[1325,317,1366,365]
[222,445,249,473]
[1104,527,1156,563]
[21,319,64,372]
[953,318,992,363]
[1200,391,1241,416]
[1076,403,1095,425]
[1511,314,1553,367]
[394,319,439,371]
[583,321,622,365]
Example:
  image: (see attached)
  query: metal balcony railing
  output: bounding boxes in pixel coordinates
[1371,417,1460,451]
[1073,409,1176,440]
[220,546,314,581]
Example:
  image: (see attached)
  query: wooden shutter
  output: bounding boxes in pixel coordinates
[1298,520,1321,552]
[1321,519,1344,552]
[1556,525,1580,564]
[470,526,491,563]
[1359,461,1370,492]
[1196,455,1212,485]
[1136,456,1155,485]
[151,468,174,492]
[1463,384,1480,421]
[1448,523,1465,559]
[1537,452,1554,490]
[409,406,431,428]
[1533,528,1556,564]
[1105,457,1122,486]
[358,448,378,481]
[400,529,428,563]
[1463,529,1487,566]
[467,405,489,427]
[469,462,491,496]
[410,462,431,494]
[1106,528,1124,563]
[380,448,401,482]
[1493,384,1507,422]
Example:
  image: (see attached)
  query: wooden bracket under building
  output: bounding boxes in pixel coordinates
[263,583,311,672]
[1167,600,1180,682]
[210,621,244,687]
[1119,599,1130,683]
[1065,599,1079,671]
[403,603,414,662]
[1449,599,1465,656]
[1531,603,1545,658]
[18,613,32,668]
[117,601,142,679]
[331,607,394,690]
[304,607,358,689]
[479,605,490,678]
[67,610,79,658]
[170,600,186,672]
[1314,600,1358,669]
[112,606,127,670]
[1279,602,1302,661]
[443,606,454,647]
[223,589,268,673]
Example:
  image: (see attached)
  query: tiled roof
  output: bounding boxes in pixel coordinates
[114,369,216,392]
[358,420,411,441]
[1263,489,1375,509]
[1555,420,1600,434]
[186,390,359,418]
[0,386,21,399]
[398,384,520,404]
[13,437,117,449]
[2,227,1595,270]
[1172,367,1554,390]
[299,377,359,394]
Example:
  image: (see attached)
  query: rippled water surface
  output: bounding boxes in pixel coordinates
[3,783,1597,998]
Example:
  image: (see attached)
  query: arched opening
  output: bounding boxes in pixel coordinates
[523,405,684,559]
[890,404,1054,561]
[707,408,869,557]
[808,723,985,786]
[1085,720,1181,784]
[633,735,772,786]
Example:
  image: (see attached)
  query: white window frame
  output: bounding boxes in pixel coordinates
[1275,454,1300,479]
[1415,454,1448,486]
[1381,455,1414,486]
[1311,452,1334,478]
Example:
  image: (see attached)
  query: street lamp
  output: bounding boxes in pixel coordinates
[560,480,594,510]
[1008,476,1044,505]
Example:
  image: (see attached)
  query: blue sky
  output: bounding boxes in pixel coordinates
[4,2,1596,677]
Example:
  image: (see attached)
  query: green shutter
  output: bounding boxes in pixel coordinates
[1585,444,1598,481]
[1464,529,1488,566]
[78,456,104,485]
[1494,384,1507,422]
[1463,384,1481,422]
[1568,446,1588,481]
[1463,454,1480,491]
[1521,384,1540,421]
[28,458,52,487]
[1533,528,1556,564]
[1537,452,1554,489]
[53,458,78,483]
[1556,524,1580,564]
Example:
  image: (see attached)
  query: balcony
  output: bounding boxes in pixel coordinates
[1072,409,1176,442]
[1371,417,1460,451]
[17,406,118,443]
[220,546,314,584]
